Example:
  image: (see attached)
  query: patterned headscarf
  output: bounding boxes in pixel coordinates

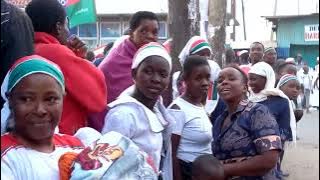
[1,55,65,134]
[276,74,299,88]
[132,42,172,72]
[264,47,276,54]
[178,36,212,66]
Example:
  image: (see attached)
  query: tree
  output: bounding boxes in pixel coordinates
[208,0,227,67]
[163,0,200,106]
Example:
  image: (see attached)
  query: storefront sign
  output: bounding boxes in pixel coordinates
[304,24,319,41]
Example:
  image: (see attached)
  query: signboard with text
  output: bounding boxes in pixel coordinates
[304,24,319,41]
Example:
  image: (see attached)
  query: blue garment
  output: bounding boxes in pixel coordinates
[210,97,226,124]
[212,100,282,180]
[259,96,292,142]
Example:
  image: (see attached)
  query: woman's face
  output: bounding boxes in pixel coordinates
[194,48,211,58]
[184,65,211,98]
[133,56,170,100]
[217,67,247,102]
[248,73,267,93]
[280,80,300,100]
[8,74,63,142]
[130,19,159,48]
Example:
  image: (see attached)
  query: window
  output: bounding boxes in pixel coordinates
[79,23,97,38]
[101,22,120,38]
[158,22,167,39]
[69,27,78,36]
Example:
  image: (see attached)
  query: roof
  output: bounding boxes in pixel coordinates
[5,0,31,8]
[262,13,319,22]
[95,0,168,15]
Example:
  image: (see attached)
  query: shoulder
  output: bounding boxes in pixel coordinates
[53,134,84,149]
[1,134,21,157]
[107,103,142,121]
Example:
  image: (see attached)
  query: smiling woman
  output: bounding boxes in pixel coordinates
[1,55,84,179]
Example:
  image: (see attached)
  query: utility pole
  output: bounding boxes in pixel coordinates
[166,0,200,106]
[231,0,236,41]
[241,0,247,41]
[208,0,227,67]
[270,0,277,41]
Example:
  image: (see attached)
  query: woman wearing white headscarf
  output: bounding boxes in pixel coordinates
[172,36,221,113]
[102,42,174,180]
[248,62,296,177]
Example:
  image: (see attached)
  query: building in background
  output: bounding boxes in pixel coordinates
[264,13,319,67]
[70,0,168,49]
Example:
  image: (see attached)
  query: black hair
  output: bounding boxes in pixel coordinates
[192,154,224,178]
[103,42,114,55]
[25,0,66,34]
[225,64,248,85]
[182,55,210,79]
[225,48,236,65]
[275,60,297,74]
[250,41,265,51]
[129,11,159,32]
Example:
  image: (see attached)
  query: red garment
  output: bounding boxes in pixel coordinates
[34,32,107,135]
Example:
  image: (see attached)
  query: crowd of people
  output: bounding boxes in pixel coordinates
[1,0,319,180]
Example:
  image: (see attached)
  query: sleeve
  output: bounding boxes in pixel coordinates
[48,46,107,113]
[167,109,186,136]
[101,107,136,138]
[250,104,282,154]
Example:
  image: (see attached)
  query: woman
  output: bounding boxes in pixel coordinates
[1,55,84,179]
[248,62,296,144]
[169,55,213,180]
[172,36,221,111]
[99,11,160,104]
[212,65,282,179]
[25,0,107,135]
[102,42,173,180]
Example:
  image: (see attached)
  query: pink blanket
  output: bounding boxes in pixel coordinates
[98,37,138,103]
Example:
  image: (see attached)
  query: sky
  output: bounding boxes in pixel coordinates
[233,0,319,42]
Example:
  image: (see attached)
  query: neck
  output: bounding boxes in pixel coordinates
[182,91,203,106]
[225,98,243,114]
[12,132,54,153]
[132,88,157,110]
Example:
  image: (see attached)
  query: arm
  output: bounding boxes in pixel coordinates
[169,104,184,180]
[224,150,279,177]
[171,134,183,180]
[101,107,136,138]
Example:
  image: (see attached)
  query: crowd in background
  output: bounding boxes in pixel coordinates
[1,0,319,180]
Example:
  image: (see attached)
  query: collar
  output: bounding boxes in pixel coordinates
[34,32,61,45]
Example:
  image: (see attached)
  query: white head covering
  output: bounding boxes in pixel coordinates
[178,36,212,66]
[249,61,276,93]
[131,42,172,72]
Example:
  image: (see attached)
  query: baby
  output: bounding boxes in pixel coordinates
[192,155,225,180]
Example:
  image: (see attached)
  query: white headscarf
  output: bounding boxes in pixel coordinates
[131,42,172,72]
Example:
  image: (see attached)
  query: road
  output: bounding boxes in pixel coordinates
[282,110,319,180]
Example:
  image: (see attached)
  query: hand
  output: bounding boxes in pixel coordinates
[67,35,88,58]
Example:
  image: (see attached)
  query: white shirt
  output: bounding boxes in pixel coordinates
[1,134,83,180]
[169,97,213,163]
[299,72,313,90]
[102,96,167,171]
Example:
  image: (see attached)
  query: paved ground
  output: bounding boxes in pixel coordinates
[282,110,319,180]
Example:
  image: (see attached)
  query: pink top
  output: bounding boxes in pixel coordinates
[99,37,138,103]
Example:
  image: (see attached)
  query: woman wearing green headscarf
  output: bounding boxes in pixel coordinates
[1,55,84,179]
